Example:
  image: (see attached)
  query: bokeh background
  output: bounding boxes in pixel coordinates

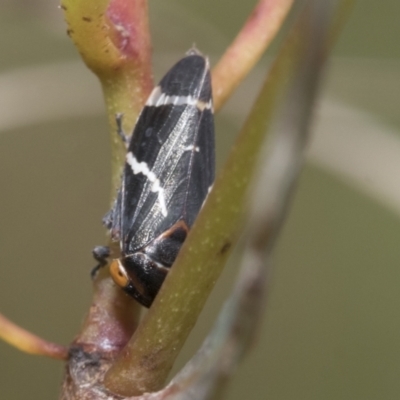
[1,1,400,399]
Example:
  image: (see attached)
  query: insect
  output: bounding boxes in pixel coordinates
[93,50,215,307]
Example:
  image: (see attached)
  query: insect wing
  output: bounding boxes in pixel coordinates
[121,54,215,254]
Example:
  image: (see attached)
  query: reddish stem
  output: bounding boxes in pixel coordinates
[212,0,294,110]
[0,312,68,360]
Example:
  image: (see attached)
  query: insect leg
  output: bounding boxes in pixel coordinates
[102,188,122,241]
[115,113,130,148]
[91,245,111,278]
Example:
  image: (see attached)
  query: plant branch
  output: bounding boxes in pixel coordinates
[156,2,355,399]
[0,312,68,359]
[60,0,151,362]
[72,266,141,353]
[212,0,295,111]
[61,0,153,195]
[59,0,355,397]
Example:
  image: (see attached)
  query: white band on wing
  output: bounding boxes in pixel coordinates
[146,85,213,111]
[126,152,168,217]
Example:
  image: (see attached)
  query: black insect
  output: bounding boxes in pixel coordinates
[93,50,215,307]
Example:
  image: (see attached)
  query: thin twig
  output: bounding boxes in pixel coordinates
[212,0,295,111]
[0,312,68,360]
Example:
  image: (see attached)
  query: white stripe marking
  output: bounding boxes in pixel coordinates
[184,145,200,152]
[126,152,168,217]
[146,85,213,111]
[145,86,162,106]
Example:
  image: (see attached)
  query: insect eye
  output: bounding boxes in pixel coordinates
[110,259,129,288]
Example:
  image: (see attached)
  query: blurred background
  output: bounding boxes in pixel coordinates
[0,1,400,399]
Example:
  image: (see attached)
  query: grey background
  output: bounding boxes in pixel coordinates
[0,1,399,399]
